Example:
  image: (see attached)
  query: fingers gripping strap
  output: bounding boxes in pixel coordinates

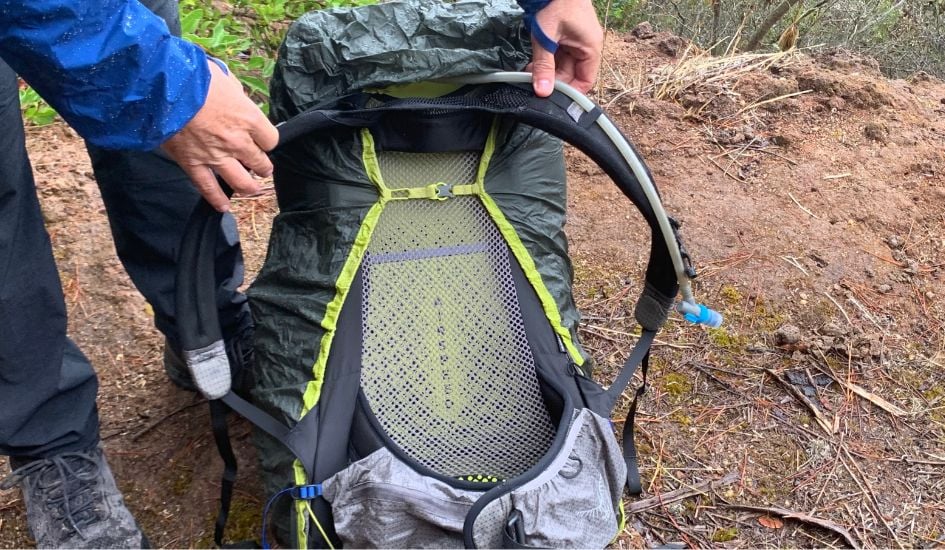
[517,0,559,53]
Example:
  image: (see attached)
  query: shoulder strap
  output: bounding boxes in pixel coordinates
[175,190,314,547]
[274,83,686,330]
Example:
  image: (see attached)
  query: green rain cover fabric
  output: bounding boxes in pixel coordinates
[248,0,590,524]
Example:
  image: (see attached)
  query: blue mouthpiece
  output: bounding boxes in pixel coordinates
[677,302,723,328]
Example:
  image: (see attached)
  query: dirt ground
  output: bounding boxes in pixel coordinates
[2,26,943,548]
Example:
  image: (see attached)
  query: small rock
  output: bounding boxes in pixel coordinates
[630,21,656,39]
[791,350,806,362]
[864,267,875,278]
[863,122,888,143]
[926,291,935,300]
[770,134,791,146]
[905,260,919,275]
[821,322,845,337]
[886,235,904,249]
[657,36,687,57]
[826,96,846,111]
[775,324,802,346]
[869,339,883,357]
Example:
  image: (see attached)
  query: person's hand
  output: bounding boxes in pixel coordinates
[526,0,604,97]
[161,60,279,212]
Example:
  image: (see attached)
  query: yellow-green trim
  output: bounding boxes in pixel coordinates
[299,129,387,416]
[615,499,628,542]
[294,461,309,548]
[476,121,585,366]
[361,128,386,191]
[294,127,391,549]
[298,200,385,415]
[364,81,463,98]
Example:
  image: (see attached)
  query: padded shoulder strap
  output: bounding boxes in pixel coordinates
[275,83,684,329]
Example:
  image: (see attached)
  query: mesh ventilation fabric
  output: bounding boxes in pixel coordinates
[377,151,479,189]
[361,195,556,479]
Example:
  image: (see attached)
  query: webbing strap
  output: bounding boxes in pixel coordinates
[221,391,291,442]
[210,392,304,547]
[604,329,655,407]
[621,351,650,495]
[601,329,655,495]
[380,181,477,201]
[210,400,238,547]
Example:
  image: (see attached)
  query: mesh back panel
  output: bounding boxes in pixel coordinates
[361,186,556,479]
[376,151,479,189]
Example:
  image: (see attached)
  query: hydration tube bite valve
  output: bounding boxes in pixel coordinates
[676,300,723,328]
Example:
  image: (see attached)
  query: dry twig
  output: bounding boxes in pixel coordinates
[628,471,739,513]
[723,504,861,549]
[766,368,835,434]
[132,400,206,441]
[813,357,909,417]
[788,192,820,219]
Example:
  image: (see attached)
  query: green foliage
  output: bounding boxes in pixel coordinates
[176,0,377,109]
[19,85,57,126]
[594,0,646,31]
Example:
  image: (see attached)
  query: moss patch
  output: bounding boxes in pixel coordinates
[663,372,693,399]
[197,497,262,547]
[712,527,739,542]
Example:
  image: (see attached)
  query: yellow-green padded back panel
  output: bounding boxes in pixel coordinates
[360,153,556,479]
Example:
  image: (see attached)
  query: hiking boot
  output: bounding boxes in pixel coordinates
[163,326,254,393]
[0,446,149,549]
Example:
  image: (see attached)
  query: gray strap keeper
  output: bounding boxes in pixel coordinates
[184,340,232,400]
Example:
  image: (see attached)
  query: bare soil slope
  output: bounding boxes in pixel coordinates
[1,27,943,548]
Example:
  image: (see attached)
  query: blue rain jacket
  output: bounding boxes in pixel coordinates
[0,0,209,150]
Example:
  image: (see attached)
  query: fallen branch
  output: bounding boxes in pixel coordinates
[132,399,206,441]
[766,368,835,434]
[627,471,739,513]
[813,357,909,417]
[705,155,747,183]
[723,504,860,549]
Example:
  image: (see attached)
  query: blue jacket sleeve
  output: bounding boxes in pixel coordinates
[0,0,210,150]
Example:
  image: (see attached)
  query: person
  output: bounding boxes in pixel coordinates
[0,0,604,547]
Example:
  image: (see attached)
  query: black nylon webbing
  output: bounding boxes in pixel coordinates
[221,391,291,442]
[210,400,238,547]
[621,351,650,495]
[599,329,655,495]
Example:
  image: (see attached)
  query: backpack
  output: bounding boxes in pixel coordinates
[175,2,720,547]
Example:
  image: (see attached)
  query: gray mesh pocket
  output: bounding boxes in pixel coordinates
[471,408,627,548]
[321,447,486,548]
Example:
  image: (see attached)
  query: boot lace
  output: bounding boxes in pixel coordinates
[1,450,103,540]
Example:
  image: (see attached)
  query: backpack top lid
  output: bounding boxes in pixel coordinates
[269,0,532,121]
